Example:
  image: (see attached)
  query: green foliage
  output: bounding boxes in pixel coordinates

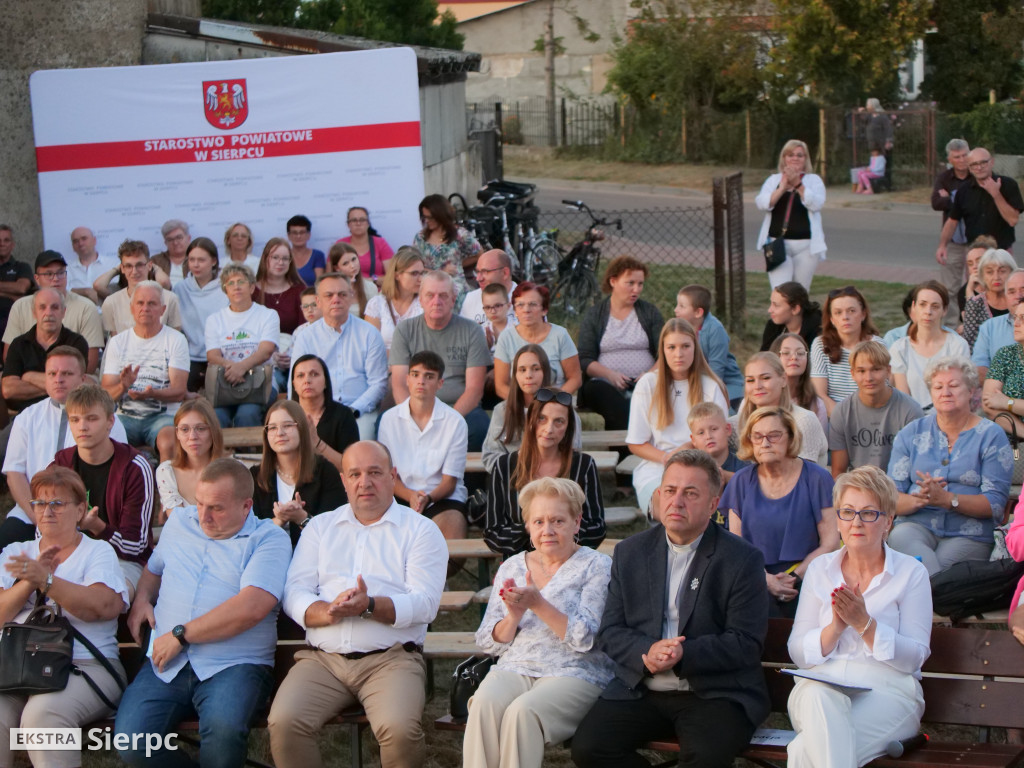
[919,0,1024,113]
[203,0,302,27]
[331,0,464,49]
[940,103,1024,155]
[770,0,929,104]
[533,35,567,55]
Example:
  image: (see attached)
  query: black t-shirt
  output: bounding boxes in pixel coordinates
[2,325,89,411]
[73,452,114,524]
[0,258,33,318]
[768,191,811,240]
[949,174,1024,249]
[316,400,360,456]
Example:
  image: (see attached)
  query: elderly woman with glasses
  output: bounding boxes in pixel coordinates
[962,248,1017,351]
[810,286,881,416]
[888,356,1012,575]
[155,399,228,523]
[486,389,605,558]
[721,405,839,617]
[250,400,345,547]
[786,466,931,768]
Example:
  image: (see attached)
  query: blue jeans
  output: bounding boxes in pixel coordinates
[214,402,267,429]
[114,660,273,768]
[464,405,490,452]
[120,412,176,448]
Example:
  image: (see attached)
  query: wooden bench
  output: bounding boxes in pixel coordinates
[465,451,619,474]
[436,619,1024,768]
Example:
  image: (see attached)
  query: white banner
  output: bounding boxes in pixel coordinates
[30,49,424,263]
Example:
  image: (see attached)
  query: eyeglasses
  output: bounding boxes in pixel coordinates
[347,217,368,224]
[836,507,884,523]
[750,430,786,445]
[176,425,210,436]
[122,263,149,271]
[1013,315,1024,326]
[514,301,543,311]
[29,499,70,514]
[301,302,318,311]
[165,233,187,244]
[265,421,299,434]
[535,388,573,407]
[828,286,859,299]
[402,270,425,278]
[483,302,508,311]
[224,279,251,288]
[420,214,436,223]
[36,270,66,278]
[475,266,504,276]
[969,159,992,168]
[269,255,291,264]
[778,349,808,358]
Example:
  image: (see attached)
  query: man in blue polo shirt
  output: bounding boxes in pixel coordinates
[115,458,291,767]
[974,269,1024,380]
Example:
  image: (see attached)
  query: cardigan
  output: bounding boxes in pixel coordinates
[578,297,663,376]
[250,455,347,547]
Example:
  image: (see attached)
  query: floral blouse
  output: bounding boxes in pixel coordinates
[987,343,1024,399]
[475,546,616,688]
[412,227,481,308]
[888,414,1012,543]
[963,293,1008,352]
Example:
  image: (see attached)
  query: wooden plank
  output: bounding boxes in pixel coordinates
[597,539,622,556]
[223,426,264,448]
[424,632,480,658]
[605,507,640,527]
[448,539,501,559]
[580,430,628,449]
[616,455,642,474]
[439,591,475,612]
[465,451,618,474]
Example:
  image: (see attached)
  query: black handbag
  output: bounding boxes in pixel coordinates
[205,362,274,407]
[0,592,125,709]
[931,558,1024,622]
[449,654,497,723]
[994,412,1024,485]
[763,187,798,272]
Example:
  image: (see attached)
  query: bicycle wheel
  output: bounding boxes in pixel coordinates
[530,241,562,286]
[553,268,598,316]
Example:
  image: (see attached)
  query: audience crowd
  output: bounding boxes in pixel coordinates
[1,134,1024,768]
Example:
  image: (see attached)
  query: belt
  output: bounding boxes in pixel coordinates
[339,641,422,661]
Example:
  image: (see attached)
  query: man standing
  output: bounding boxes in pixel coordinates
[115,458,291,767]
[390,271,491,451]
[460,249,517,326]
[0,228,38,341]
[572,449,769,768]
[974,269,1024,380]
[936,147,1024,262]
[829,340,923,478]
[68,226,115,304]
[932,140,973,326]
[2,250,103,372]
[100,281,189,458]
[0,347,127,551]
[1,288,89,412]
[289,272,388,439]
[269,441,448,768]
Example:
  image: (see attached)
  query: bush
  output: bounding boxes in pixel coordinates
[502,115,524,146]
[939,103,1024,155]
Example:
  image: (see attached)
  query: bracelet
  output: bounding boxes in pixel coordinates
[41,572,54,598]
[858,616,874,637]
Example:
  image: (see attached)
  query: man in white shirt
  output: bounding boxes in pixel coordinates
[0,346,127,550]
[68,226,115,305]
[459,248,517,326]
[268,440,447,768]
[378,351,469,542]
[289,273,388,439]
[101,281,189,460]
[2,251,104,373]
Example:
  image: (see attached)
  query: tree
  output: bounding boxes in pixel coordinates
[331,0,464,50]
[919,0,1024,113]
[770,0,930,104]
[203,0,303,27]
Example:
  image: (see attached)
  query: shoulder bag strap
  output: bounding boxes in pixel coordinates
[779,187,798,238]
[368,236,376,278]
[69,624,126,711]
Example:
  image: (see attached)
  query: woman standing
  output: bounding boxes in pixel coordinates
[962,248,1017,350]
[577,255,662,432]
[494,283,582,399]
[761,281,822,351]
[251,400,346,547]
[483,345,582,473]
[771,333,829,434]
[253,238,305,335]
[890,281,969,408]
[466,477,614,768]
[155,399,227,523]
[290,354,360,474]
[731,352,828,467]
[626,318,728,518]
[756,140,827,290]
[810,286,881,415]
[787,466,931,768]
[173,237,229,392]
[223,222,262,275]
[721,406,839,616]
[486,391,604,558]
[338,206,394,281]
[285,214,326,287]
[413,194,482,307]
[0,467,128,764]
[328,242,378,319]
[364,246,425,352]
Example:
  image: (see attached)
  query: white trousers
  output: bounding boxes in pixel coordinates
[463,668,602,768]
[787,661,924,768]
[768,239,820,292]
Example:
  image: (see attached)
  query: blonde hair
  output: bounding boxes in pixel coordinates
[833,465,898,518]
[519,476,585,525]
[777,140,814,174]
[735,352,792,436]
[686,401,726,428]
[650,318,725,431]
[737,405,802,462]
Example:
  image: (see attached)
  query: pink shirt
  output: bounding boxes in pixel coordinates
[339,235,394,278]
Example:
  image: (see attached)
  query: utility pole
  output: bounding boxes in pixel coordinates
[545,0,556,147]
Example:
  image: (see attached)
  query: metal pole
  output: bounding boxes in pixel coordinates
[745,110,751,167]
[712,177,727,322]
[819,108,827,183]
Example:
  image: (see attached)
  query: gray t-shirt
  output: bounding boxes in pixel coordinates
[828,387,924,472]
[390,314,491,406]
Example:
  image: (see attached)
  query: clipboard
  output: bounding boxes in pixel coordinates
[781,668,872,692]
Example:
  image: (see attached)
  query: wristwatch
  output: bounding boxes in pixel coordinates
[361,596,376,620]
[172,624,189,648]
[950,494,960,510]
[1009,399,1016,414]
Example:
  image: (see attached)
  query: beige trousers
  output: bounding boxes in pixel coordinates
[0,657,125,768]
[268,644,426,768]
[462,668,602,768]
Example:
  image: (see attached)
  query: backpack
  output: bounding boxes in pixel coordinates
[930,558,1024,622]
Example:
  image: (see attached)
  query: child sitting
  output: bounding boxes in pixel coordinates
[674,284,743,410]
[852,147,886,194]
[687,401,748,486]
[480,282,512,357]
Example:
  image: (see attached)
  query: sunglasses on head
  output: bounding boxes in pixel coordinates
[535,388,573,407]
[828,285,859,299]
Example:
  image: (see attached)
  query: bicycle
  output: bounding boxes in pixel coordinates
[549,199,622,314]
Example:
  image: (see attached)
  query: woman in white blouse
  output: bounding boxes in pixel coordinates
[890,281,969,408]
[364,246,424,353]
[787,465,931,768]
[155,399,227,523]
[465,477,614,768]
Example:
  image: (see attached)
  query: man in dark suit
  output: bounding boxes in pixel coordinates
[572,449,770,768]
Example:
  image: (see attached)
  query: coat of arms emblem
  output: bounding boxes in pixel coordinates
[203,79,248,129]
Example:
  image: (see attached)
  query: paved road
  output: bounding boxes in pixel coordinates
[517,176,1005,284]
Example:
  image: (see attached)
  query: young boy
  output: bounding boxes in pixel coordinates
[481,282,512,357]
[292,286,321,339]
[675,284,744,409]
[687,401,748,484]
[377,350,469,543]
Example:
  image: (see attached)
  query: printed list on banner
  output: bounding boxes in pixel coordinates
[30,49,425,260]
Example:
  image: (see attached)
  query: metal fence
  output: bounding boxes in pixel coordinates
[468,98,617,148]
